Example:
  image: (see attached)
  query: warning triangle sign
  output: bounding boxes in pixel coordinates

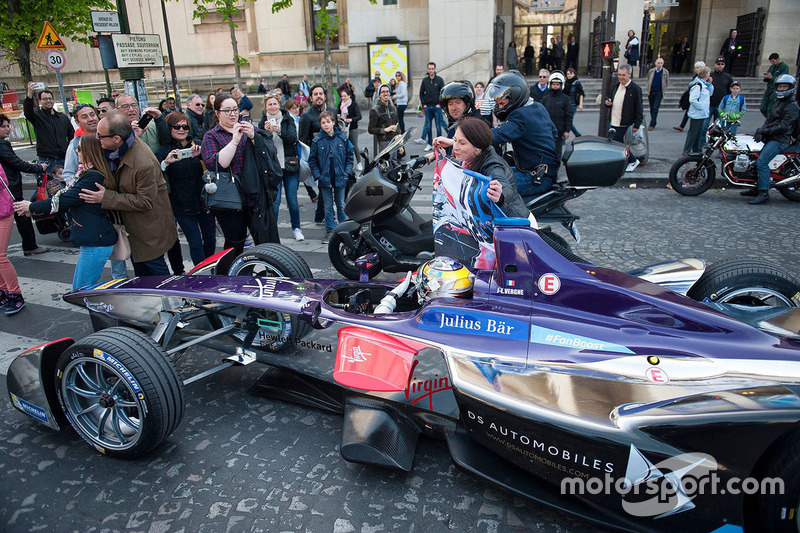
[36,22,66,50]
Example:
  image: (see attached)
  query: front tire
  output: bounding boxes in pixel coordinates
[328,231,382,280]
[687,257,800,307]
[751,437,800,532]
[55,327,184,459]
[669,155,716,196]
[228,243,312,278]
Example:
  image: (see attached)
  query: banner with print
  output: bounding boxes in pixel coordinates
[431,155,505,269]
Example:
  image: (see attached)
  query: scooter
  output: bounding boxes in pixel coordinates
[328,131,628,280]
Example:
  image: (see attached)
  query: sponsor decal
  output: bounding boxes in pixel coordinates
[10,394,49,424]
[92,349,142,393]
[645,367,670,383]
[342,346,369,363]
[465,409,614,474]
[419,308,528,341]
[93,278,127,290]
[403,360,452,410]
[530,325,634,354]
[156,275,183,288]
[84,298,114,314]
[257,331,333,352]
[537,273,561,295]
[243,277,278,300]
[497,286,525,296]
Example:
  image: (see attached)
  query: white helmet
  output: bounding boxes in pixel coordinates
[549,71,566,87]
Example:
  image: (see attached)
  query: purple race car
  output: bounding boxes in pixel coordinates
[7,217,800,532]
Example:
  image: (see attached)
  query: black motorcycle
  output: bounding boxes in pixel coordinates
[328,131,627,280]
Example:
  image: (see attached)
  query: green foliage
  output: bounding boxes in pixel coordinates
[191,0,242,24]
[235,55,249,67]
[0,0,115,53]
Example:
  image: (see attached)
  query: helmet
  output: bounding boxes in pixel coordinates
[548,71,565,87]
[775,74,796,100]
[487,71,529,121]
[416,257,474,304]
[440,81,475,121]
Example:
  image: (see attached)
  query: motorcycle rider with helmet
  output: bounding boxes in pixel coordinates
[440,80,492,131]
[747,74,800,205]
[541,71,573,160]
[485,71,559,197]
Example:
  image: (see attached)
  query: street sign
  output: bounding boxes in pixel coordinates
[111,34,164,68]
[36,21,66,50]
[91,11,121,33]
[46,50,66,71]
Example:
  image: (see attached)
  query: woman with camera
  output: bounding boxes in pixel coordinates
[258,93,304,241]
[156,111,216,266]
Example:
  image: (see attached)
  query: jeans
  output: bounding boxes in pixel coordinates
[397,105,407,133]
[648,92,663,128]
[272,171,301,230]
[683,118,707,154]
[213,209,249,256]
[570,105,581,136]
[176,213,217,265]
[422,106,446,145]
[513,168,554,197]
[110,259,128,279]
[314,186,325,223]
[167,239,185,274]
[679,111,689,128]
[73,245,114,289]
[320,186,346,232]
[756,141,788,191]
[132,255,170,277]
[0,214,21,294]
[348,129,362,165]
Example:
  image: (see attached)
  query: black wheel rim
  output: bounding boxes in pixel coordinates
[228,260,286,278]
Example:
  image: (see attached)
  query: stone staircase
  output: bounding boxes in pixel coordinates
[523,74,766,111]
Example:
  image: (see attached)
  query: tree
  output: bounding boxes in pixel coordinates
[272,0,376,94]
[189,0,254,86]
[0,0,114,83]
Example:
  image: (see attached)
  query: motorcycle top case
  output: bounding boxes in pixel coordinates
[562,136,628,187]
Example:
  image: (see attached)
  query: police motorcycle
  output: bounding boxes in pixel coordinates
[669,74,800,199]
[328,78,625,279]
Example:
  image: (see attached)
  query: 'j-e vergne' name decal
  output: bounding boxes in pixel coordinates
[419,308,528,341]
[530,325,634,354]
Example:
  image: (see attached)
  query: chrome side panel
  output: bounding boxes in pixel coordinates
[629,258,706,296]
[7,338,75,430]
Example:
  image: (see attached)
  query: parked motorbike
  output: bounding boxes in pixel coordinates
[669,120,800,199]
[329,131,628,279]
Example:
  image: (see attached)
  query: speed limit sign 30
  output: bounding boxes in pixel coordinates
[46,50,66,71]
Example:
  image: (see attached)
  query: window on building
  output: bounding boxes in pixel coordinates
[311,0,340,51]
[384,0,398,5]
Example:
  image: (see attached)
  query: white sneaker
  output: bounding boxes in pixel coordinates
[626,160,640,172]
[414,138,426,144]
[424,144,432,151]
[356,162,363,172]
[293,228,305,241]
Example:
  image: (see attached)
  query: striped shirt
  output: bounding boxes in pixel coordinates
[201,124,250,175]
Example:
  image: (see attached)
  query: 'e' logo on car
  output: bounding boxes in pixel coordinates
[538,273,561,295]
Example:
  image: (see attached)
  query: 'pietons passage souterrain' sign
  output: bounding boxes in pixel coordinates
[111,34,164,68]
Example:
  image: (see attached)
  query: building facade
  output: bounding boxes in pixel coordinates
[3,0,798,103]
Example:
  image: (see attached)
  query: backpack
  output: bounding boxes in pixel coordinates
[679,89,690,111]
[364,85,376,98]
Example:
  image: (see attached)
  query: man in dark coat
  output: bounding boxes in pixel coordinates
[672,37,690,74]
[541,73,573,160]
[604,64,643,171]
[709,58,733,120]
[523,41,535,75]
[0,114,48,255]
[720,29,742,74]
[298,84,335,224]
[565,36,579,70]
[23,82,74,166]
[530,69,550,103]
[185,94,207,145]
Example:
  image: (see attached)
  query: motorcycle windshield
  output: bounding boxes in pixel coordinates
[374,127,416,160]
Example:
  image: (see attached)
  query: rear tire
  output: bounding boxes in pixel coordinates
[55,327,184,459]
[687,257,800,307]
[751,437,800,532]
[329,231,382,280]
[777,184,800,202]
[669,156,716,196]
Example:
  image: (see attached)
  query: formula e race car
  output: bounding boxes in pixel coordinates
[8,220,800,532]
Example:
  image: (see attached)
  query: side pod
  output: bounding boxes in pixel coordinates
[7,338,75,430]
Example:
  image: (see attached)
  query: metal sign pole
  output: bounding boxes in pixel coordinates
[55,70,70,120]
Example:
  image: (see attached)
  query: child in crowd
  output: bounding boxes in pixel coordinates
[719,80,746,135]
[308,111,352,244]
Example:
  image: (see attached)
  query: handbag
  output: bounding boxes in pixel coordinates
[109,224,131,261]
[284,155,300,174]
[202,158,243,212]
